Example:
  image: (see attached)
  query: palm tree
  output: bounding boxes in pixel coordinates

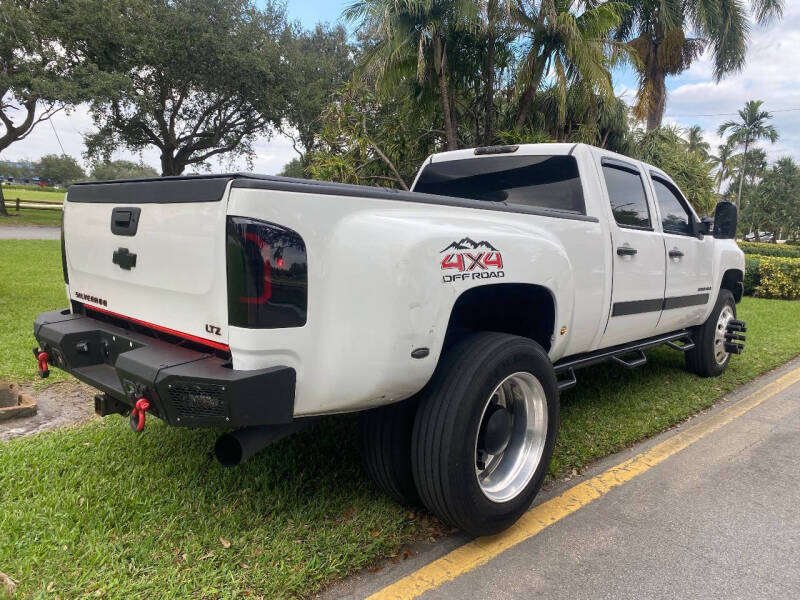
[344,0,478,151]
[718,100,779,208]
[685,125,709,158]
[513,0,627,131]
[615,0,784,130]
[710,139,736,196]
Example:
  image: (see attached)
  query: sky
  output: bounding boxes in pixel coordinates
[3,0,799,175]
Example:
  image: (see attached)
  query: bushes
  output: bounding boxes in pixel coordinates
[738,241,800,258]
[740,243,800,300]
[754,257,800,300]
[744,257,762,296]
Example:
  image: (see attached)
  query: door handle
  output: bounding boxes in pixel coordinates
[617,246,638,256]
[669,248,684,258]
[110,206,141,236]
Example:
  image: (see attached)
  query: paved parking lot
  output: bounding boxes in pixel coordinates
[0,226,59,239]
[326,358,800,600]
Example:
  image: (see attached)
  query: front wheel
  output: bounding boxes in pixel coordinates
[411,332,559,536]
[685,289,737,377]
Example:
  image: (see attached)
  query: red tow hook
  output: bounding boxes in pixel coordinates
[130,398,151,432]
[37,351,50,378]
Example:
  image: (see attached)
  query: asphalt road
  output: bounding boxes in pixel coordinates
[0,226,59,240]
[325,357,800,600]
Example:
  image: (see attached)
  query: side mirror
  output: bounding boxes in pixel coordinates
[712,201,738,239]
[690,216,713,239]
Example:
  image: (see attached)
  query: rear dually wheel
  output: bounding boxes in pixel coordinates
[411,332,559,536]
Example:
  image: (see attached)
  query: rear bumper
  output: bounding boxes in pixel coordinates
[33,309,295,427]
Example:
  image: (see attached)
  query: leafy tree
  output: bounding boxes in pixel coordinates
[631,126,715,216]
[282,24,355,165]
[481,0,508,145]
[308,79,439,189]
[742,158,800,241]
[0,160,36,180]
[685,125,709,158]
[345,0,479,151]
[72,0,289,176]
[512,0,627,131]
[734,147,769,185]
[718,99,778,208]
[35,154,86,186]
[710,139,736,196]
[278,158,305,178]
[90,160,159,181]
[616,0,784,130]
[0,0,98,214]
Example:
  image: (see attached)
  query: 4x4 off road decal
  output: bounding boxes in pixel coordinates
[440,237,505,283]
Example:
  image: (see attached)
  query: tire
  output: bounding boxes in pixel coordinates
[685,289,736,377]
[359,399,420,506]
[411,332,559,536]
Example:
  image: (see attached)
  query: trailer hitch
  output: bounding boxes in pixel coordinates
[130,398,151,432]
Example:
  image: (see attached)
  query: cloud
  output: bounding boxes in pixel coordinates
[659,6,800,161]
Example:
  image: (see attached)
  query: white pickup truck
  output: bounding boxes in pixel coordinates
[34,143,746,535]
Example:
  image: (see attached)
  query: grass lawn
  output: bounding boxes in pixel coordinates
[0,207,62,227]
[0,241,69,385]
[2,186,65,203]
[3,239,800,599]
[1,186,64,227]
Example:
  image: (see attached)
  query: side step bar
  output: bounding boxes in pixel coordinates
[554,330,694,392]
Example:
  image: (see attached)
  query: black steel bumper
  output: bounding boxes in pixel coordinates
[33,309,295,427]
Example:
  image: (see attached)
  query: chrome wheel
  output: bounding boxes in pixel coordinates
[714,304,735,365]
[475,372,548,503]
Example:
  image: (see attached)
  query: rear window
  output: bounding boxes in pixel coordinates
[413,155,585,214]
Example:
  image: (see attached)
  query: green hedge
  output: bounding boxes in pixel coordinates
[754,256,800,300]
[738,241,800,258]
[744,256,762,296]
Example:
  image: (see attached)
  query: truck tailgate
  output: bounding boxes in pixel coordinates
[63,177,232,348]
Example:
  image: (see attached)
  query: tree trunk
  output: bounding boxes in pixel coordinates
[736,136,750,209]
[514,57,548,131]
[646,70,667,131]
[641,22,667,131]
[435,36,458,151]
[514,85,536,131]
[160,150,185,176]
[0,184,8,217]
[483,12,496,146]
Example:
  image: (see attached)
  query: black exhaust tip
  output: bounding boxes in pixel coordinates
[214,432,247,467]
[214,422,310,467]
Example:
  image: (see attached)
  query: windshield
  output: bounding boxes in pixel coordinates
[414,154,585,214]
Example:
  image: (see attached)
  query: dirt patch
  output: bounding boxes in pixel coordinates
[0,380,96,441]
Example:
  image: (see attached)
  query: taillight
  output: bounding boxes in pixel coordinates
[61,209,69,284]
[226,216,307,328]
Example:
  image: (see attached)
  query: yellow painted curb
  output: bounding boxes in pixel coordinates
[369,366,800,600]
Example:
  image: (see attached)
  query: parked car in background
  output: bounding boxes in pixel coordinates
[745,231,776,243]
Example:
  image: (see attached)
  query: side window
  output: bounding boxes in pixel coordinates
[652,178,692,235]
[601,164,651,229]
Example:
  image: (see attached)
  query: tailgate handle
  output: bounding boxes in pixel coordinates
[111,207,141,236]
[112,248,137,270]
